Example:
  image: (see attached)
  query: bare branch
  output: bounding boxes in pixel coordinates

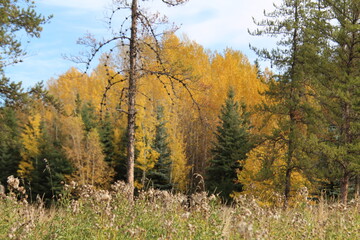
[116,108,129,115]
[99,75,127,118]
[75,0,197,198]
[161,0,189,7]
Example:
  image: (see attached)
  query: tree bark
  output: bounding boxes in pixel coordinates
[340,173,350,205]
[126,0,138,201]
[339,102,351,205]
[284,167,292,208]
[141,169,146,187]
[355,175,360,200]
[283,0,299,209]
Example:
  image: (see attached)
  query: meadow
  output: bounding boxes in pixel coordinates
[1,177,360,240]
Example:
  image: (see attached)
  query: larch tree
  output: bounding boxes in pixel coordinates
[169,129,189,192]
[77,0,191,199]
[61,116,86,185]
[134,99,159,189]
[62,116,113,187]
[18,113,41,179]
[86,128,114,187]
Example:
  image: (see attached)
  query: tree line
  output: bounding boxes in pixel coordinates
[0,0,359,207]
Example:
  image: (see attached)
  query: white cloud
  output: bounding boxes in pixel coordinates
[41,0,281,51]
[139,0,281,52]
[7,0,283,87]
[141,2,276,49]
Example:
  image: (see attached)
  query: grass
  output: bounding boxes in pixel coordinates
[1,179,360,239]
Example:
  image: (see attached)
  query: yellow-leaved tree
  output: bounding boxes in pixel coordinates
[62,116,113,187]
[86,128,114,187]
[135,97,159,189]
[18,113,42,179]
[46,34,267,194]
[161,37,267,190]
[47,63,125,116]
[168,126,189,192]
[237,139,313,207]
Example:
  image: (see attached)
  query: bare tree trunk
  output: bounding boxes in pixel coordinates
[284,109,296,208]
[126,0,138,201]
[355,175,360,200]
[340,173,350,205]
[141,169,146,187]
[337,101,351,205]
[284,168,292,208]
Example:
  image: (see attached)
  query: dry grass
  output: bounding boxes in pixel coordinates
[1,176,360,239]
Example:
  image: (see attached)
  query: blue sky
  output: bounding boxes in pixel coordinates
[4,0,280,89]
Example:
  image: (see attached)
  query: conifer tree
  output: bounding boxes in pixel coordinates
[16,109,72,201]
[0,77,26,107]
[251,0,325,207]
[148,105,172,190]
[0,107,22,185]
[113,127,128,182]
[0,0,51,104]
[30,125,72,202]
[316,0,360,204]
[80,101,97,132]
[207,87,252,201]
[99,112,115,165]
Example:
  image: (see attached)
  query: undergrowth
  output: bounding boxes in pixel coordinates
[1,176,360,239]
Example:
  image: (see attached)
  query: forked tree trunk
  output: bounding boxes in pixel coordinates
[126,0,138,201]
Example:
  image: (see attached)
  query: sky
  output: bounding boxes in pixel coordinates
[4,0,280,89]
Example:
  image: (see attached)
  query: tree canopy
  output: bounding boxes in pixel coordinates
[0,0,51,105]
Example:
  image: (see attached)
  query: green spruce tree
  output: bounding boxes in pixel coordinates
[207,87,252,201]
[80,101,97,132]
[0,107,22,186]
[30,124,72,203]
[147,105,172,190]
[99,112,115,165]
[114,127,129,182]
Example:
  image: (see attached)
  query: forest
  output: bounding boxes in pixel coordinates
[0,0,359,215]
